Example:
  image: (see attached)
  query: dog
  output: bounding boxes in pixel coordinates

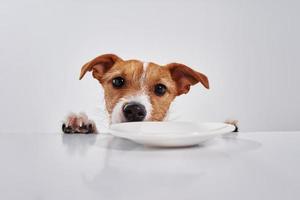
[62,53,238,134]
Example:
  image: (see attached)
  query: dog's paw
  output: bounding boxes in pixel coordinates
[225,119,239,132]
[62,113,96,134]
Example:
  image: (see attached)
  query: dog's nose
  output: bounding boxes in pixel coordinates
[123,102,146,122]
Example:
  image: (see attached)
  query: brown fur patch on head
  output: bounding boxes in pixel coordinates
[144,63,177,121]
[101,60,144,114]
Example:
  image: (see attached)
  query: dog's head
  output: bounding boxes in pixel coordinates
[79,54,209,124]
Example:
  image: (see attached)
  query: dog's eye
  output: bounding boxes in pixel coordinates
[112,77,125,88]
[154,84,167,96]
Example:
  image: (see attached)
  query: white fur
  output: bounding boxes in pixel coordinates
[141,62,149,83]
[143,62,149,72]
[110,93,152,124]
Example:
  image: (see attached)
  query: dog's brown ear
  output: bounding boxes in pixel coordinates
[79,54,123,81]
[166,63,209,96]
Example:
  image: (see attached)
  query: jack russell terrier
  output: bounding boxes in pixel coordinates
[62,53,238,134]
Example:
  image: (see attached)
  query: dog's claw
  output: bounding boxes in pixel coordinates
[62,123,66,132]
[62,124,72,134]
[62,113,96,134]
[225,120,239,132]
[87,124,93,133]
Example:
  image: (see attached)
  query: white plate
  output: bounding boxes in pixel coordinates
[109,122,236,147]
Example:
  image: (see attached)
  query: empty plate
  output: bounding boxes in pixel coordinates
[109,122,236,147]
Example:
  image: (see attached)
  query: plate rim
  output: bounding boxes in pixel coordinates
[109,121,236,140]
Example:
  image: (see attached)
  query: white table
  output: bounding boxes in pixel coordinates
[0,132,299,200]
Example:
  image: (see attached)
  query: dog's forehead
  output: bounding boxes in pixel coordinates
[111,60,171,79]
[113,59,143,72]
[144,62,171,79]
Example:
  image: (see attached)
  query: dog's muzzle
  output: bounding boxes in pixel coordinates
[122,102,146,122]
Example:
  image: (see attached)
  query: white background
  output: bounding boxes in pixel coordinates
[0,0,299,132]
